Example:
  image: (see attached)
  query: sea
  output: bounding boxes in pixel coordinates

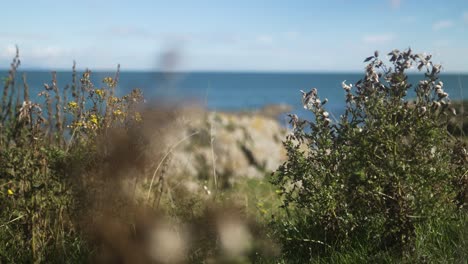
[1,71,467,121]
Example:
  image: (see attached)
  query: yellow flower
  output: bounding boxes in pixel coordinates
[95,89,105,97]
[7,189,14,195]
[109,96,119,104]
[67,101,78,110]
[90,114,98,125]
[113,109,123,116]
[103,77,116,87]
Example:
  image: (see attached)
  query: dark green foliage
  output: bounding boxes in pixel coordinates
[271,49,468,261]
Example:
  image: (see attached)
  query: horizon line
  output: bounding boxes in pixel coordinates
[1,68,468,75]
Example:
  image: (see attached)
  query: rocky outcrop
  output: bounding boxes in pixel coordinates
[165,107,289,186]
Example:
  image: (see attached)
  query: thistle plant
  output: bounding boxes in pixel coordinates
[272,49,467,260]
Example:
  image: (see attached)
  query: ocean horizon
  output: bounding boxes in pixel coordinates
[1,70,466,120]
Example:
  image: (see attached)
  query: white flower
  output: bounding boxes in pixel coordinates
[450,108,457,116]
[342,80,352,92]
[300,89,316,110]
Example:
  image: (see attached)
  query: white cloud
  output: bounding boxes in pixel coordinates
[432,20,454,31]
[362,33,395,44]
[390,0,401,9]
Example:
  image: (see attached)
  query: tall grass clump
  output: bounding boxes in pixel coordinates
[271,49,467,262]
[0,47,144,263]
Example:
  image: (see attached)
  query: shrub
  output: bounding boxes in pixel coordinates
[271,49,468,260]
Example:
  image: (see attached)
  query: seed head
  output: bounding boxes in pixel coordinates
[342,80,352,92]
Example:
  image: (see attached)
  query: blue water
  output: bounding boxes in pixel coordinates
[2,71,467,120]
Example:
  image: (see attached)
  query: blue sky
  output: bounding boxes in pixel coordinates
[1,0,467,72]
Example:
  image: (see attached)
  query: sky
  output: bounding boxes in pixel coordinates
[0,0,467,72]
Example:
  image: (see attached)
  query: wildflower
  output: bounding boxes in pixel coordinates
[419,106,427,114]
[67,101,78,110]
[438,91,448,99]
[342,80,352,92]
[103,77,116,87]
[113,109,123,116]
[19,101,33,121]
[7,189,14,195]
[419,80,428,86]
[94,89,105,97]
[322,111,330,118]
[300,89,317,110]
[288,114,299,129]
[90,114,98,125]
[109,96,119,104]
[404,60,412,69]
[450,108,457,116]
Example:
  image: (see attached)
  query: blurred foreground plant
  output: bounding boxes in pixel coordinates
[272,49,467,261]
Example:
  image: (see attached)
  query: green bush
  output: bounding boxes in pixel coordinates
[271,49,467,261]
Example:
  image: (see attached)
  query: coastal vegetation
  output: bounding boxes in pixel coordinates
[0,48,466,263]
[271,49,467,263]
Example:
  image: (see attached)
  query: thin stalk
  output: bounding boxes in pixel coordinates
[146,131,199,201]
[210,117,218,197]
